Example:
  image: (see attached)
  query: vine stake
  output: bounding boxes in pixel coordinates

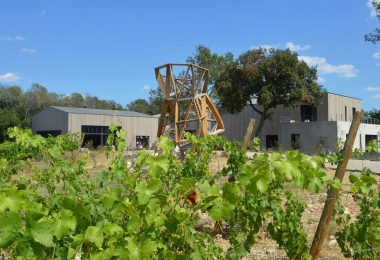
[310,111,362,259]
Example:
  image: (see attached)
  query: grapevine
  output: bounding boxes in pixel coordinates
[0,126,378,259]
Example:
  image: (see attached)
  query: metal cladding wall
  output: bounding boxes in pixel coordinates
[68,113,159,146]
[32,107,69,134]
[220,93,363,149]
[32,106,159,147]
[327,93,362,122]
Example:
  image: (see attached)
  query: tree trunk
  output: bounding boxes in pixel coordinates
[254,111,267,138]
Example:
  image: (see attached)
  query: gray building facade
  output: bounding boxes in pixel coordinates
[32,106,159,148]
[221,92,380,153]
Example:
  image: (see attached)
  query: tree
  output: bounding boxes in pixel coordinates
[365,1,380,43]
[126,99,150,114]
[69,92,85,108]
[214,48,326,138]
[187,45,234,101]
[364,108,380,120]
[148,87,164,115]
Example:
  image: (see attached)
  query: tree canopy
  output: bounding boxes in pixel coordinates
[214,48,326,137]
[124,88,163,115]
[187,45,234,101]
[364,108,380,121]
[365,0,380,43]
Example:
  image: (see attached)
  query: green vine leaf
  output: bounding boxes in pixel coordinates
[25,210,54,247]
[0,186,25,213]
[146,154,169,177]
[86,226,104,249]
[51,209,76,239]
[126,237,157,259]
[222,183,242,205]
[135,178,162,205]
[0,211,23,248]
[209,199,234,221]
[158,136,175,154]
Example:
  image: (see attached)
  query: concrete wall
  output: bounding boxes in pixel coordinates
[278,121,380,153]
[278,121,339,153]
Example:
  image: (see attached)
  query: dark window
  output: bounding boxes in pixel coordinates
[366,135,377,145]
[352,107,356,119]
[81,125,122,147]
[365,135,377,152]
[37,130,62,138]
[300,105,317,122]
[291,134,300,150]
[136,136,149,149]
[345,106,347,121]
[266,135,278,149]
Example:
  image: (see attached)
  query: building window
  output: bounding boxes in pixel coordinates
[365,135,377,152]
[81,125,121,147]
[37,130,61,138]
[352,107,356,119]
[136,136,150,149]
[266,135,278,149]
[300,105,317,122]
[291,134,300,150]
[345,106,347,121]
[365,135,377,145]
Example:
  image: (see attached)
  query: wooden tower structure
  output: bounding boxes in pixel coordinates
[155,63,224,151]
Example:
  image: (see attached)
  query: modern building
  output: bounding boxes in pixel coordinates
[32,106,159,148]
[221,92,380,153]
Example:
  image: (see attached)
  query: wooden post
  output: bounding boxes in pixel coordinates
[310,111,362,259]
[241,119,256,149]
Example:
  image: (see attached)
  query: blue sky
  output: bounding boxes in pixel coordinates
[1,0,379,111]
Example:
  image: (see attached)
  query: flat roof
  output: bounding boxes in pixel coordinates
[327,92,361,101]
[50,106,154,118]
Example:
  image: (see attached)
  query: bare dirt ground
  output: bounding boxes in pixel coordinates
[19,149,380,259]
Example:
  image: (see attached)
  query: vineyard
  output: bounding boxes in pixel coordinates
[1,125,380,259]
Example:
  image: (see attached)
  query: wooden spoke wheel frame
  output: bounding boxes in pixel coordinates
[155,63,224,151]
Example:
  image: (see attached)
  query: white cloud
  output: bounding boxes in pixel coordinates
[41,10,46,15]
[0,35,25,41]
[298,56,359,78]
[365,86,380,91]
[0,73,21,82]
[285,42,311,51]
[141,85,151,91]
[20,48,37,53]
[373,52,380,59]
[367,0,378,17]
[317,77,326,83]
[370,94,380,99]
[250,44,280,50]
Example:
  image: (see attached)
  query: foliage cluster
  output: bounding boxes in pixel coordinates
[365,0,380,43]
[0,127,379,259]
